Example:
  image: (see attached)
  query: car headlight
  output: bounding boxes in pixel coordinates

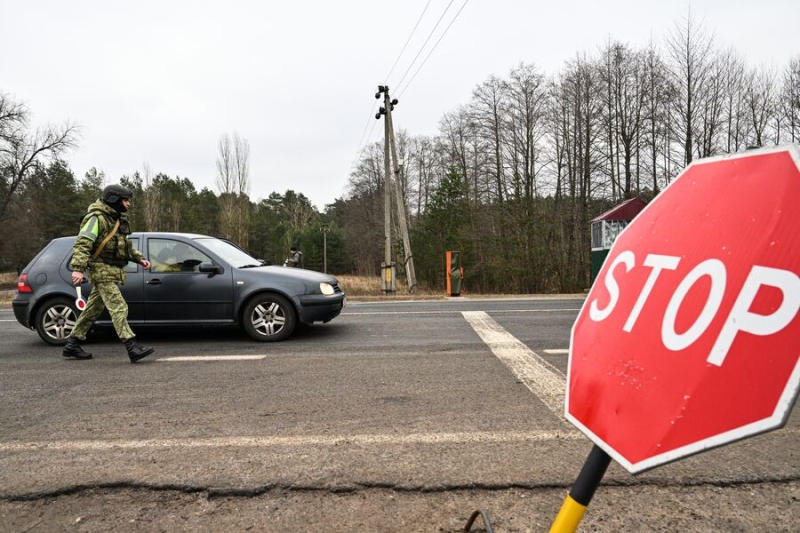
[319,282,335,296]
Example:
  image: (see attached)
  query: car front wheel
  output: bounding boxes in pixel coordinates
[35,297,78,345]
[242,293,296,342]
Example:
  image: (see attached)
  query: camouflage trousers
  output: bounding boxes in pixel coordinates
[71,281,135,342]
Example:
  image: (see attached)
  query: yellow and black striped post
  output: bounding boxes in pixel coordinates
[549,445,612,532]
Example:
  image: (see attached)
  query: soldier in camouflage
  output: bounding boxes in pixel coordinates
[62,184,155,363]
[284,247,303,268]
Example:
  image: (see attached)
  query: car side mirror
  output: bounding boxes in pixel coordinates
[199,262,223,275]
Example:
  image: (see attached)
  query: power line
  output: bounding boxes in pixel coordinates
[356,1,436,159]
[384,0,433,84]
[356,1,467,164]
[356,99,379,153]
[392,0,457,92]
[397,0,470,99]
[359,1,437,154]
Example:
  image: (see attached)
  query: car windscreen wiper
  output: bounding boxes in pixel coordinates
[238,264,262,269]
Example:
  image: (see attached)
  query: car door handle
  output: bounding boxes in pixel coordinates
[146,279,162,285]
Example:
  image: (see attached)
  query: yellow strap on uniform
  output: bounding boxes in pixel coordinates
[92,219,120,259]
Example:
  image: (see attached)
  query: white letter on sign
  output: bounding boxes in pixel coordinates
[590,251,635,322]
[663,259,727,352]
[707,266,800,367]
[623,254,681,332]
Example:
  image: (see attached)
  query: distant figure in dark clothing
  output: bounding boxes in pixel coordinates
[284,247,303,268]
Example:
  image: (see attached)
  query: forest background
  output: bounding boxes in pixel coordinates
[2,15,799,294]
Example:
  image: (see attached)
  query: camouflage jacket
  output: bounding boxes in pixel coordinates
[70,200,145,284]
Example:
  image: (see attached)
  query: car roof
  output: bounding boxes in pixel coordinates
[130,232,214,239]
[53,232,215,241]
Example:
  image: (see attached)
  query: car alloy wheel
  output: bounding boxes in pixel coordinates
[243,293,296,342]
[35,297,78,345]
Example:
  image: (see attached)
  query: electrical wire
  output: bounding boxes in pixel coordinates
[355,1,437,159]
[355,0,468,162]
[392,0,457,93]
[355,99,380,153]
[384,0,434,84]
[397,0,469,100]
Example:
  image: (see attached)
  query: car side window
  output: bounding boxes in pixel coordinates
[148,238,210,273]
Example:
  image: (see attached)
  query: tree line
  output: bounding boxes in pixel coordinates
[344,15,800,292]
[2,14,799,293]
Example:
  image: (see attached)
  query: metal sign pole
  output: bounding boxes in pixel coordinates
[549,445,611,532]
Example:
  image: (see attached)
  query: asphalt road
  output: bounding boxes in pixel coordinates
[0,297,797,532]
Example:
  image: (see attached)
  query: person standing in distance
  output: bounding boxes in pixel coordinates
[62,184,155,362]
[284,246,303,268]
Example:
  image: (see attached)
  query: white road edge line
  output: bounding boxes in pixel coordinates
[158,355,267,362]
[543,349,570,355]
[462,311,567,421]
[0,430,584,452]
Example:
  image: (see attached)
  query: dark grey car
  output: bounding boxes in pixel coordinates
[13,232,346,344]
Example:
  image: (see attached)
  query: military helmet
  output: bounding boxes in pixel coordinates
[102,184,133,205]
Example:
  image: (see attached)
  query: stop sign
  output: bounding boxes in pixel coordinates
[567,145,800,474]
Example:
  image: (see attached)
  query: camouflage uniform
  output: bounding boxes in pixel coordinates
[285,249,303,268]
[70,200,145,342]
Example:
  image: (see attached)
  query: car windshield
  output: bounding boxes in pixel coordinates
[195,238,261,268]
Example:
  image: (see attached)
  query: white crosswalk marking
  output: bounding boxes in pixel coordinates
[543,349,569,355]
[462,311,567,421]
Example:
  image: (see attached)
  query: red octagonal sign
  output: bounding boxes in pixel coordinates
[567,145,800,473]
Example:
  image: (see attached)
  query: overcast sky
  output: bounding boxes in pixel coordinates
[2,1,797,210]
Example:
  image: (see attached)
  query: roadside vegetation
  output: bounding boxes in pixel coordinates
[3,14,798,297]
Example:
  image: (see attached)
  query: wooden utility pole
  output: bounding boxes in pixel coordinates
[376,85,417,293]
[386,100,417,293]
[382,90,393,291]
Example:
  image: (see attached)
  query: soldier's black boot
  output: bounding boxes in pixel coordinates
[62,337,93,360]
[125,338,154,363]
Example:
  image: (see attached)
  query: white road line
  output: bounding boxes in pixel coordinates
[158,355,266,362]
[0,430,583,452]
[543,349,570,355]
[462,311,566,421]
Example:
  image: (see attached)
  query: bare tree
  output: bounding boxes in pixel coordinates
[214,132,251,243]
[233,133,251,248]
[717,49,749,153]
[215,134,236,239]
[139,162,161,231]
[406,135,439,216]
[694,54,726,158]
[641,40,674,193]
[778,56,800,143]
[506,62,548,200]
[0,92,79,222]
[744,65,777,147]
[600,42,647,199]
[665,10,715,166]
[471,75,508,205]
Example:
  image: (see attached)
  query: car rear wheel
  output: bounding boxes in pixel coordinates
[36,297,78,345]
[242,293,296,342]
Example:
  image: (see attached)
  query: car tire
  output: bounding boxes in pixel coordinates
[35,296,79,346]
[242,293,296,342]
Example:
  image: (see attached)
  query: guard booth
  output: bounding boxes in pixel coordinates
[445,251,463,296]
[590,197,647,284]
